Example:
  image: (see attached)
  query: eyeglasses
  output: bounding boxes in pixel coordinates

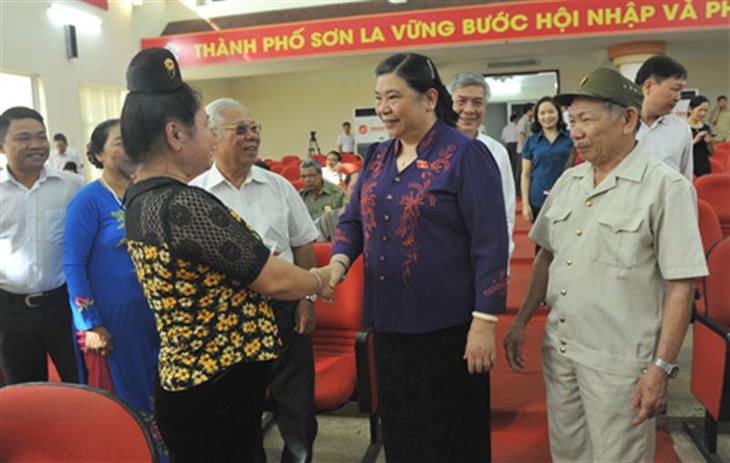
[219,123,262,136]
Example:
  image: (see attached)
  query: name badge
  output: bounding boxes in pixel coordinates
[416,160,429,169]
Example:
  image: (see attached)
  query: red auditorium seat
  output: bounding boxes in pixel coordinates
[698,199,723,254]
[309,153,326,166]
[280,164,301,182]
[280,155,302,165]
[341,153,363,164]
[340,162,361,175]
[709,157,726,174]
[695,174,730,236]
[311,242,363,411]
[686,237,730,458]
[0,382,158,462]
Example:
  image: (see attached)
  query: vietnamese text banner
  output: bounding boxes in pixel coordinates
[141,0,730,66]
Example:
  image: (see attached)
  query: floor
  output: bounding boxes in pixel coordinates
[263,325,729,462]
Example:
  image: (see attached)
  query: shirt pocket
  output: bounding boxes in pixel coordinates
[595,213,644,269]
[545,207,572,251]
[46,209,66,244]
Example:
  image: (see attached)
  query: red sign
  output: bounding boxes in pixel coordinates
[81,0,108,10]
[142,0,730,67]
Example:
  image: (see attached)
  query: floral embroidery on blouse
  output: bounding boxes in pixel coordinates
[359,143,388,260]
[396,144,455,285]
[482,270,508,298]
[75,296,95,312]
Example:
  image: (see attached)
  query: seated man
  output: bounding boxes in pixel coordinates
[299,158,344,220]
[315,170,359,242]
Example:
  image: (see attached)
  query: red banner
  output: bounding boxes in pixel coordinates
[81,0,108,10]
[142,0,730,67]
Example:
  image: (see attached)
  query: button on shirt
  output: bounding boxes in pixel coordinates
[522,129,573,208]
[333,119,508,333]
[190,164,318,264]
[0,167,84,293]
[530,144,708,376]
[636,113,693,180]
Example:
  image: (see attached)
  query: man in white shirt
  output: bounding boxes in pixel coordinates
[635,55,693,180]
[47,132,84,173]
[336,122,355,153]
[449,71,516,266]
[516,103,535,157]
[0,107,84,384]
[190,98,319,463]
[501,113,519,186]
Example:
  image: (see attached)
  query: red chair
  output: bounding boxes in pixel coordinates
[686,237,730,458]
[0,382,158,462]
[310,154,326,166]
[280,164,301,182]
[311,242,363,412]
[710,150,729,170]
[280,155,302,166]
[341,153,362,164]
[291,179,304,191]
[695,199,723,314]
[340,162,361,176]
[269,163,284,174]
[695,174,730,236]
[709,157,726,174]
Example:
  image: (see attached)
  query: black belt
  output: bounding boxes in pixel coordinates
[0,285,68,309]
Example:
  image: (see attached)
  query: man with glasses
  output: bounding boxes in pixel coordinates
[635,55,693,180]
[0,106,83,384]
[299,159,345,220]
[190,98,319,463]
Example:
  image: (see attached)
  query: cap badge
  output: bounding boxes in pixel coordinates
[579,75,589,87]
[164,58,176,80]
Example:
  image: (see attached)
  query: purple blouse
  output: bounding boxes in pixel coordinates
[333,119,508,333]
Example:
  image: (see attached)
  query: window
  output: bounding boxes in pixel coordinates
[0,71,40,113]
[78,83,126,147]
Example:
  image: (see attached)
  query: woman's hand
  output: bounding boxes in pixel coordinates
[85,325,113,356]
[693,130,708,144]
[522,203,534,223]
[463,318,496,374]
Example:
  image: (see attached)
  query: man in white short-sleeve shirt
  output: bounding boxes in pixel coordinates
[47,132,84,173]
[0,107,83,384]
[336,122,355,153]
[635,55,693,180]
[191,98,319,463]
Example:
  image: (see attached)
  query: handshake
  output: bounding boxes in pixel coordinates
[308,254,350,303]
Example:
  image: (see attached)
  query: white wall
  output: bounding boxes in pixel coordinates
[0,0,196,177]
[191,41,728,160]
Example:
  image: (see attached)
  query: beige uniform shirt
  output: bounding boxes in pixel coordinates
[530,144,708,377]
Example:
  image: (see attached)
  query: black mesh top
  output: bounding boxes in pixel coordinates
[125,177,279,391]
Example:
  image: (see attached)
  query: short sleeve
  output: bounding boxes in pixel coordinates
[167,187,272,286]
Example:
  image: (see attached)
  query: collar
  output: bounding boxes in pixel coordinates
[571,143,648,195]
[641,113,668,130]
[535,128,569,142]
[0,166,61,187]
[124,177,185,207]
[392,119,444,157]
[201,163,269,190]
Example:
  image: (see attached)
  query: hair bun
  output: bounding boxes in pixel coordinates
[126,47,183,93]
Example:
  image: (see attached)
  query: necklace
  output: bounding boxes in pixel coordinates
[99,175,125,210]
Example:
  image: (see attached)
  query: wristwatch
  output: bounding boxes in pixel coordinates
[654,358,679,379]
[304,294,318,304]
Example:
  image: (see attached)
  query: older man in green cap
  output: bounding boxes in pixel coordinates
[503,67,708,462]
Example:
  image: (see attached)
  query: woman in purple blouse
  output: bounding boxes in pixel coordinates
[325,53,508,462]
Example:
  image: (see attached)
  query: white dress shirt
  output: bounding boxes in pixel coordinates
[47,148,84,171]
[336,133,355,153]
[0,167,84,293]
[501,122,518,144]
[636,114,693,180]
[477,133,516,262]
[190,164,318,264]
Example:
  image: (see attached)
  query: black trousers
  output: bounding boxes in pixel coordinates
[155,360,272,463]
[256,300,318,463]
[374,323,491,463]
[0,286,78,384]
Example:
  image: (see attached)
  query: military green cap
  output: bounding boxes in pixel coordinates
[555,67,643,110]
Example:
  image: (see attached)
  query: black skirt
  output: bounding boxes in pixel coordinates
[374,322,491,463]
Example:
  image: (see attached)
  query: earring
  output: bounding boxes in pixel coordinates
[174,145,182,151]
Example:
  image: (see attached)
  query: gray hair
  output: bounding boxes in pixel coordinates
[300,158,322,173]
[603,101,640,133]
[447,71,490,100]
[205,98,248,129]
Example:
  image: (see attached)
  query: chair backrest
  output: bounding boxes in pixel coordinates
[280,164,301,182]
[311,242,364,353]
[695,174,730,236]
[340,162,361,176]
[341,153,363,164]
[310,154,326,166]
[698,199,723,254]
[710,157,726,174]
[0,383,157,462]
[703,237,730,325]
[280,155,302,165]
